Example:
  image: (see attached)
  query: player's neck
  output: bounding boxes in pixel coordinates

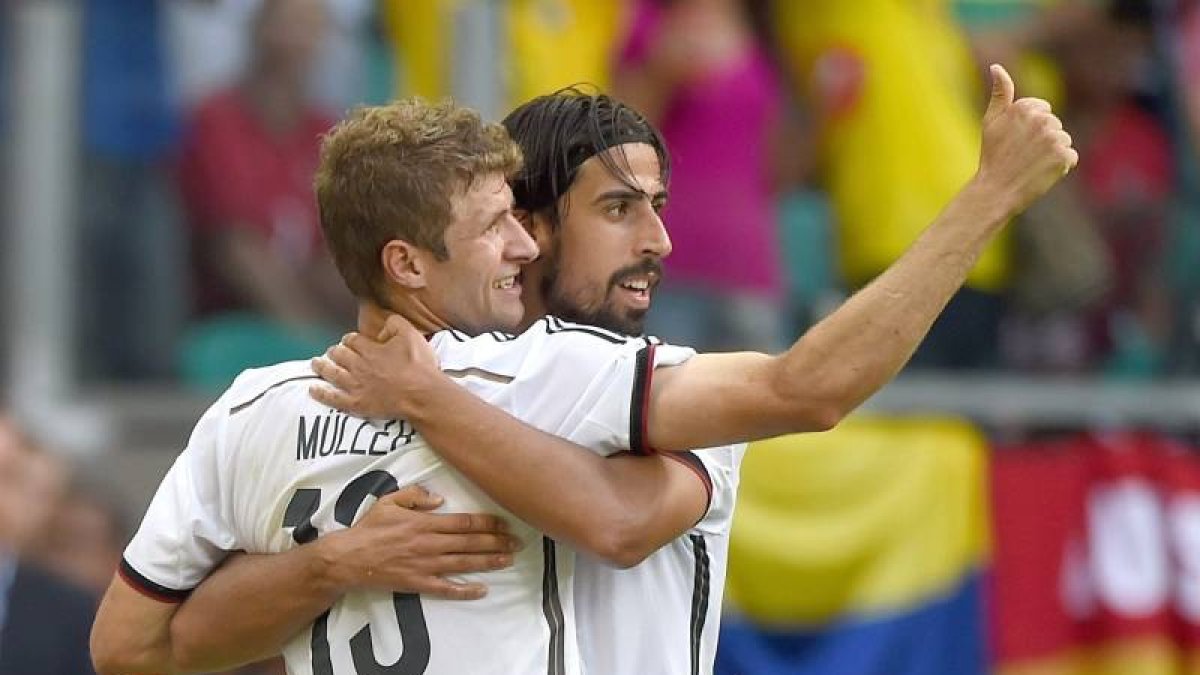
[357,302,447,340]
[517,262,550,331]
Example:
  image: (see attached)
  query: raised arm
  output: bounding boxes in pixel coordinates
[91,487,516,675]
[644,64,1077,451]
[310,327,711,569]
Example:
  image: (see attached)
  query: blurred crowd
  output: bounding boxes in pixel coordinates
[3,0,1200,389]
[0,416,286,673]
[1,2,1197,673]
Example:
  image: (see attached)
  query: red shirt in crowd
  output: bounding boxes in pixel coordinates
[177,88,334,316]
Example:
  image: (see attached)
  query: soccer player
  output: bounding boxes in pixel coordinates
[305,75,1076,674]
[95,65,1074,674]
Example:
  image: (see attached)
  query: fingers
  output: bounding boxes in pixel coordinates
[1063,146,1080,172]
[413,578,489,601]
[984,63,1015,123]
[431,512,510,535]
[1050,128,1073,149]
[423,531,523,555]
[308,383,353,411]
[1015,97,1052,115]
[311,353,355,391]
[380,314,420,342]
[382,485,445,511]
[336,334,369,360]
[427,552,514,575]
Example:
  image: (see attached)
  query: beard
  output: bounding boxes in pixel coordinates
[541,255,661,337]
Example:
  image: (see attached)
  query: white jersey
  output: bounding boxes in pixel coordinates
[122,316,695,675]
[575,443,745,675]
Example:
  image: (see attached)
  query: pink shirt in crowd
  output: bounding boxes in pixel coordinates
[618,0,785,298]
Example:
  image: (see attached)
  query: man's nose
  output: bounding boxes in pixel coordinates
[639,211,672,259]
[504,214,539,263]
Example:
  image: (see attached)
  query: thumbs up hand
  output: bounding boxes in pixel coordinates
[976,64,1078,217]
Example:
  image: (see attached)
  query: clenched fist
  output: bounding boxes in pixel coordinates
[975,64,1078,218]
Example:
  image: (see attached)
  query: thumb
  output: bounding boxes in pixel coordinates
[378,314,416,342]
[377,315,401,341]
[983,63,1014,124]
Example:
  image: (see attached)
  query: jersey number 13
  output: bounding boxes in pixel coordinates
[283,470,431,674]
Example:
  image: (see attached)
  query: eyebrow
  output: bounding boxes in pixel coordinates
[485,198,516,223]
[592,188,668,205]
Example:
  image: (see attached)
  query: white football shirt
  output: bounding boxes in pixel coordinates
[574,443,745,675]
[122,316,695,675]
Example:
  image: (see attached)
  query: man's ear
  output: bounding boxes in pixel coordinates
[380,239,428,290]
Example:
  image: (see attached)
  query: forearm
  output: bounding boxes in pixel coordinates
[91,576,178,675]
[774,177,1012,417]
[169,542,347,672]
[646,177,1017,452]
[405,380,682,564]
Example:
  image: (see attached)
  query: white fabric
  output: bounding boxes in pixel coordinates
[124,316,695,675]
[574,444,745,675]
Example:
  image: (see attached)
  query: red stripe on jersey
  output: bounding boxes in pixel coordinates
[665,451,714,515]
[118,559,190,604]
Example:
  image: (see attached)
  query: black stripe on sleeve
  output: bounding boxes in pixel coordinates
[542,316,626,344]
[541,537,566,675]
[689,534,712,675]
[629,342,657,455]
[664,452,714,517]
[118,558,192,603]
[229,375,321,415]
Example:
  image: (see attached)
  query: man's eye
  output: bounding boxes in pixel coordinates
[606,202,628,218]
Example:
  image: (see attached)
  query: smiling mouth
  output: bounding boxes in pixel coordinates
[614,275,657,304]
[493,272,521,290]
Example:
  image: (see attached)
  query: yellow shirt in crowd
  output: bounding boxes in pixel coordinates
[383,0,625,111]
[774,0,1010,291]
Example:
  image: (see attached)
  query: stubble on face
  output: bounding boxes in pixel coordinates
[539,245,662,337]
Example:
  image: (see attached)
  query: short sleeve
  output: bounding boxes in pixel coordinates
[120,401,239,602]
[556,336,691,451]
[447,318,696,457]
[688,444,745,536]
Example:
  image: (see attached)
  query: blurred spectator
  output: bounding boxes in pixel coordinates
[614,0,794,352]
[29,475,129,597]
[1167,0,1200,372]
[165,0,378,113]
[78,0,185,381]
[1002,1,1173,376]
[177,0,351,386]
[1057,1,1172,377]
[0,417,95,674]
[0,5,9,387]
[384,0,626,119]
[773,0,1007,369]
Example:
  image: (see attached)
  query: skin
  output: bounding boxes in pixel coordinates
[205,0,350,329]
[398,174,534,335]
[93,65,1078,675]
[90,171,536,675]
[520,143,671,336]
